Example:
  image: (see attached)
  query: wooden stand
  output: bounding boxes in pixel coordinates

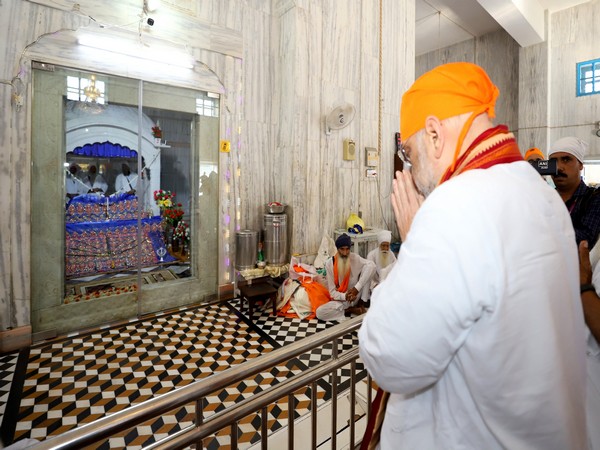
[238,281,278,318]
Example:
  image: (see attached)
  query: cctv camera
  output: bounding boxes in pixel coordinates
[147,17,155,26]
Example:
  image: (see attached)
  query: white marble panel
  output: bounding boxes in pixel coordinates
[321,1,362,89]
[549,2,600,156]
[0,83,12,331]
[416,38,476,78]
[475,30,520,132]
[415,29,519,132]
[27,0,243,58]
[518,41,549,153]
[243,5,273,124]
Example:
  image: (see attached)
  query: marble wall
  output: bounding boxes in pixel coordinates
[518,41,550,154]
[240,0,415,256]
[415,1,600,158]
[416,29,520,135]
[547,0,600,156]
[0,0,415,341]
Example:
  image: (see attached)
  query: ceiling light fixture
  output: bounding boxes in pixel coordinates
[78,34,194,69]
[83,74,101,102]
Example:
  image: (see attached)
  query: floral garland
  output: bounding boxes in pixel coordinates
[173,220,190,244]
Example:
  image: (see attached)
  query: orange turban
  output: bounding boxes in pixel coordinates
[400,62,499,171]
[524,147,545,161]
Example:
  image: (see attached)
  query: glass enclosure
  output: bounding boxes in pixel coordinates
[31,64,220,336]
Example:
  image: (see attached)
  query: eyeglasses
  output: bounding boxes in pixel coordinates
[399,142,411,164]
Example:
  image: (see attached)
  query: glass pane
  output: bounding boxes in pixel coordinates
[63,71,143,304]
[583,163,600,187]
[581,63,593,79]
[31,63,220,335]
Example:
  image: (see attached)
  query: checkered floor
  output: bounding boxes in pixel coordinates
[0,297,366,449]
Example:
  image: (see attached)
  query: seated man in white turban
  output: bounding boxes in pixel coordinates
[366,230,397,300]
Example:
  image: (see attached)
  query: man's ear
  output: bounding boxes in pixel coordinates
[424,116,444,159]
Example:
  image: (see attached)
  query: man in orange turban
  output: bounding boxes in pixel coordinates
[524,147,545,162]
[359,62,587,450]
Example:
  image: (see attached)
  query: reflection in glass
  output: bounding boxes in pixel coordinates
[31,64,219,335]
[63,99,187,302]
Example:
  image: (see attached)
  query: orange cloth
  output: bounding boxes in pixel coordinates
[277,265,331,320]
[400,62,499,172]
[333,255,351,293]
[524,147,544,161]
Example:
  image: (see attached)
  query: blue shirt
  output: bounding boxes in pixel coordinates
[565,180,600,247]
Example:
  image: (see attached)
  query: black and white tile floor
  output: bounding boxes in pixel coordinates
[0,298,366,449]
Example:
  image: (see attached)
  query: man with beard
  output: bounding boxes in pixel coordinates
[359,62,587,450]
[323,233,375,316]
[366,229,396,299]
[549,137,600,247]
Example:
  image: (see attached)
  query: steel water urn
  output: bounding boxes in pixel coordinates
[263,213,288,266]
[235,230,258,270]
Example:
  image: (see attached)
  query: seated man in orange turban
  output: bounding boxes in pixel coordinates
[359,62,587,450]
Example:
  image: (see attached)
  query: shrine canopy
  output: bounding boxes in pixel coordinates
[71,141,138,158]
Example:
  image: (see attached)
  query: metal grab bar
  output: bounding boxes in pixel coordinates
[30,315,364,450]
[149,348,360,449]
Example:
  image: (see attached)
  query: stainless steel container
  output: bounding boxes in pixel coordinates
[263,213,288,266]
[235,229,258,270]
[265,203,287,214]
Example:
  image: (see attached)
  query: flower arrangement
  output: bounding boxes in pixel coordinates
[154,189,174,209]
[173,220,190,244]
[154,189,184,226]
[152,124,162,139]
[163,204,184,226]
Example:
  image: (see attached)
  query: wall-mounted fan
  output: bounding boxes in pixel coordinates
[325,103,356,135]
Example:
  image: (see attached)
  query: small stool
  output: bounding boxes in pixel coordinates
[238,282,278,318]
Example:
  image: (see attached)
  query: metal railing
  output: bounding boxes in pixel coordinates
[29,315,370,450]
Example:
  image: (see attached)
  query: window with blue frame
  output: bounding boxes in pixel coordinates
[577,58,600,96]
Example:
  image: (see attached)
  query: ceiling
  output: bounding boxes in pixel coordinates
[415,0,591,56]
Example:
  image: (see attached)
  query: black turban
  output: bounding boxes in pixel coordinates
[335,233,353,249]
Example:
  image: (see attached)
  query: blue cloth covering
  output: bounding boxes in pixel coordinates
[66,192,136,208]
[72,141,138,158]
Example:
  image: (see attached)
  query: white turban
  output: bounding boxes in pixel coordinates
[549,137,589,163]
[377,230,392,245]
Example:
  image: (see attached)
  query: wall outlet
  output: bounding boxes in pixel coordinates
[366,147,378,167]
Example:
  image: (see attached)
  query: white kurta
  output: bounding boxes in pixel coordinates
[587,257,600,450]
[325,253,376,302]
[114,173,138,194]
[359,161,588,450]
[83,174,108,194]
[65,174,86,197]
[366,248,397,285]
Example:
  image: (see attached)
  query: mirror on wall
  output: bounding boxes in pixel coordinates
[31,64,220,334]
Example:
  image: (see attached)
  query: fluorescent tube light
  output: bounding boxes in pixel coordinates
[78,34,194,69]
